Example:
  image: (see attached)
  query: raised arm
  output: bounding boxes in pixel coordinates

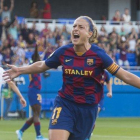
[18,61,50,74]
[115,68,140,88]
[0,0,4,13]
[7,81,26,107]
[3,61,50,80]
[9,0,14,12]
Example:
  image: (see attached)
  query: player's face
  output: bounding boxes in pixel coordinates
[71,18,90,46]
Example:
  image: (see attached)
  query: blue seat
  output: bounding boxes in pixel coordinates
[17,16,25,24]
[127,53,136,66]
[115,53,120,61]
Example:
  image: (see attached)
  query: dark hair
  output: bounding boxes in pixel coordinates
[32,45,40,63]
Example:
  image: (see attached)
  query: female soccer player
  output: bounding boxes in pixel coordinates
[15,46,48,140]
[98,70,112,114]
[3,16,140,140]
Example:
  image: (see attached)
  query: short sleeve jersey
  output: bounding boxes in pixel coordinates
[45,44,119,104]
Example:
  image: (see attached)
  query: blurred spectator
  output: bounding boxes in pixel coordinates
[118,37,129,67]
[41,23,50,38]
[30,1,39,18]
[119,27,126,36]
[41,0,51,19]
[112,10,121,22]
[41,42,53,60]
[17,35,26,49]
[8,17,19,40]
[2,47,13,65]
[128,28,138,40]
[36,35,45,52]
[0,17,15,42]
[109,27,118,37]
[0,39,10,52]
[23,57,29,66]
[0,0,14,22]
[26,33,36,49]
[61,25,70,40]
[47,32,56,46]
[20,23,30,41]
[12,42,25,65]
[128,34,136,53]
[54,26,61,42]
[100,15,106,21]
[136,40,140,66]
[98,26,108,37]
[29,22,40,35]
[60,35,67,46]
[56,40,63,49]
[122,8,131,23]
[109,28,119,51]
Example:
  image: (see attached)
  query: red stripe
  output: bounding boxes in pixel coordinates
[26,121,32,125]
[34,122,40,126]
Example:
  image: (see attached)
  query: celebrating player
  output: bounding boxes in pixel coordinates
[3,16,140,140]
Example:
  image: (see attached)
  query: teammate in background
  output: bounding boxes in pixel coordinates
[87,70,112,140]
[0,66,26,118]
[15,46,48,140]
[98,70,112,114]
[3,16,140,140]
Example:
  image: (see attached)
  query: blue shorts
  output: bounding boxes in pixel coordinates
[49,96,98,140]
[28,88,41,106]
[98,97,104,110]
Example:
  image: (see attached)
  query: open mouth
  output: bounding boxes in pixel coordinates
[73,34,80,40]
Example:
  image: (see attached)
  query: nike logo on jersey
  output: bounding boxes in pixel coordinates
[65,59,72,62]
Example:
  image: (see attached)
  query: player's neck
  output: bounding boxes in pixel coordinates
[74,43,91,53]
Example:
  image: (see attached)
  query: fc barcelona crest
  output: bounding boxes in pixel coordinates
[87,59,94,66]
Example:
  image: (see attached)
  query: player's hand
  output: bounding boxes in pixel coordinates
[20,97,26,107]
[2,64,20,81]
[107,92,112,98]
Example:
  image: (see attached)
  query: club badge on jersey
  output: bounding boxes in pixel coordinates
[87,59,94,66]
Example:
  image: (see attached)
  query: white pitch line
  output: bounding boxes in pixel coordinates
[93,134,140,139]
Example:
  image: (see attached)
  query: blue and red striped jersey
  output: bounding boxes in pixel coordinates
[45,43,119,104]
[29,73,41,90]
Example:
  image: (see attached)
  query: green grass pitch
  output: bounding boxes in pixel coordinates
[0,118,140,140]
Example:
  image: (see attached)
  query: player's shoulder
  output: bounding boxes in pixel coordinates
[90,44,105,54]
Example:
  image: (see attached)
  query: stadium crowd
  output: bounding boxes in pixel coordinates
[0,0,140,68]
[0,19,140,68]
